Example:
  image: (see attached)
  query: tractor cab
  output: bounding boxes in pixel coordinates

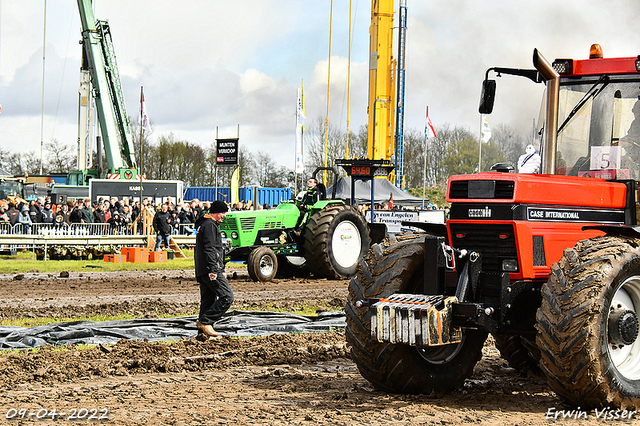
[552,53,640,181]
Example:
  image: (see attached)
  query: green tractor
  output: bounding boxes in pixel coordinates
[219,169,378,282]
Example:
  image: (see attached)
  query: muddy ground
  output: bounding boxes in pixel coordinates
[0,268,627,425]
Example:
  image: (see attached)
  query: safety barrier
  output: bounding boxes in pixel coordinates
[1,222,197,236]
[0,222,196,260]
[1,223,139,236]
[175,223,197,235]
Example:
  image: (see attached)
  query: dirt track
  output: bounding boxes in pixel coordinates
[0,268,629,425]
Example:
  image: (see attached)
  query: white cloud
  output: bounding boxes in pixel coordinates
[2,0,640,171]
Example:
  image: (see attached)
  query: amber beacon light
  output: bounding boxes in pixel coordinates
[590,43,603,59]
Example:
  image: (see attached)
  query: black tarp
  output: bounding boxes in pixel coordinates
[329,177,426,206]
[0,310,346,350]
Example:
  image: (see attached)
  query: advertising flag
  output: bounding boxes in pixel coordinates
[141,88,151,132]
[295,87,305,174]
[481,114,491,142]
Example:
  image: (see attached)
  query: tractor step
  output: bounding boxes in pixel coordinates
[370,294,462,346]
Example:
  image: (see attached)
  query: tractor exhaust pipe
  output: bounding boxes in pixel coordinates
[533,49,560,175]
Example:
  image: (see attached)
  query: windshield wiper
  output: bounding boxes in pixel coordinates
[557,75,610,134]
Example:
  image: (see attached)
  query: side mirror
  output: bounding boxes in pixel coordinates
[479,79,496,114]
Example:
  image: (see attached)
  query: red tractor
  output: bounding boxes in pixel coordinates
[346,45,640,409]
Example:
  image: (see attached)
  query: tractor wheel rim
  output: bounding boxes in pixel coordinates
[608,275,640,381]
[417,335,465,364]
[259,255,275,276]
[331,220,361,269]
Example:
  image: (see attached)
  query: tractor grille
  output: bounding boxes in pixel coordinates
[449,223,517,271]
[219,217,284,233]
[219,219,237,232]
[239,217,256,231]
[449,180,515,199]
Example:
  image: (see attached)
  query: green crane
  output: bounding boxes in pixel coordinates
[74,0,138,184]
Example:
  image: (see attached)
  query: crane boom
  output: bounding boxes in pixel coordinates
[367,0,396,162]
[77,0,137,175]
[394,0,407,188]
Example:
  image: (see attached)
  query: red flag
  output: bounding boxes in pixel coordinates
[425,107,437,139]
[388,194,394,210]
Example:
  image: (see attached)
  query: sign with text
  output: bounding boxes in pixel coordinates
[365,210,419,234]
[89,179,183,205]
[216,138,239,165]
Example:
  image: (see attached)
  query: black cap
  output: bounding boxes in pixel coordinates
[209,200,228,213]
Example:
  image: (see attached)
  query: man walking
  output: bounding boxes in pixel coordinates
[153,203,172,251]
[194,200,233,338]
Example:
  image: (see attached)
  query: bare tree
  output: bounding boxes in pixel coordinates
[131,118,153,177]
[401,128,427,189]
[489,123,528,167]
[4,151,42,175]
[144,133,209,185]
[45,139,76,173]
[251,151,293,188]
[207,145,255,188]
[305,116,351,187]
[0,147,11,175]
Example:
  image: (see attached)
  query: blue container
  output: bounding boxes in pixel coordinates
[184,186,290,207]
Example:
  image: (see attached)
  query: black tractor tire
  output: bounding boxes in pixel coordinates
[536,236,640,409]
[345,233,488,394]
[247,246,278,282]
[275,255,310,279]
[493,334,540,373]
[303,204,370,279]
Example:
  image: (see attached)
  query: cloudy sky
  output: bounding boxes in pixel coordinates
[1,0,639,171]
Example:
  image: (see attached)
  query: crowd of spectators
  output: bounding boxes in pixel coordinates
[0,195,273,237]
[0,193,446,237]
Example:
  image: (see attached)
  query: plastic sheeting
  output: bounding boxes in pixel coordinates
[0,310,346,350]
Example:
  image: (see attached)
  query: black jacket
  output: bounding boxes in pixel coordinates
[41,207,55,224]
[178,209,195,224]
[70,207,83,224]
[153,210,172,235]
[29,205,42,223]
[94,209,105,224]
[194,214,224,277]
[7,206,19,225]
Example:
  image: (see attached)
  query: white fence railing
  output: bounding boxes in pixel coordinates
[0,222,197,236]
[0,224,196,259]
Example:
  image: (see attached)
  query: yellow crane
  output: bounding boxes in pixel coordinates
[367,0,397,163]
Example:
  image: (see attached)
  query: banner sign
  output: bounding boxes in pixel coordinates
[216,138,239,165]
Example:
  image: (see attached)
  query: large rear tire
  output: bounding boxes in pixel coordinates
[247,246,278,282]
[303,204,370,279]
[536,236,640,409]
[345,234,487,393]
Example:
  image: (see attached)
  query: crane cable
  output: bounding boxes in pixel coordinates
[346,0,353,160]
[323,0,334,186]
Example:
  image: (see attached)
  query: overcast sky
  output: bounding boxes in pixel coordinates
[1,0,640,171]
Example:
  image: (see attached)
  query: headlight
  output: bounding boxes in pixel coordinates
[231,231,239,239]
[502,259,519,272]
[552,59,573,75]
[220,231,227,238]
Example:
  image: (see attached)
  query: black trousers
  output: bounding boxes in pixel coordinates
[197,273,234,325]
